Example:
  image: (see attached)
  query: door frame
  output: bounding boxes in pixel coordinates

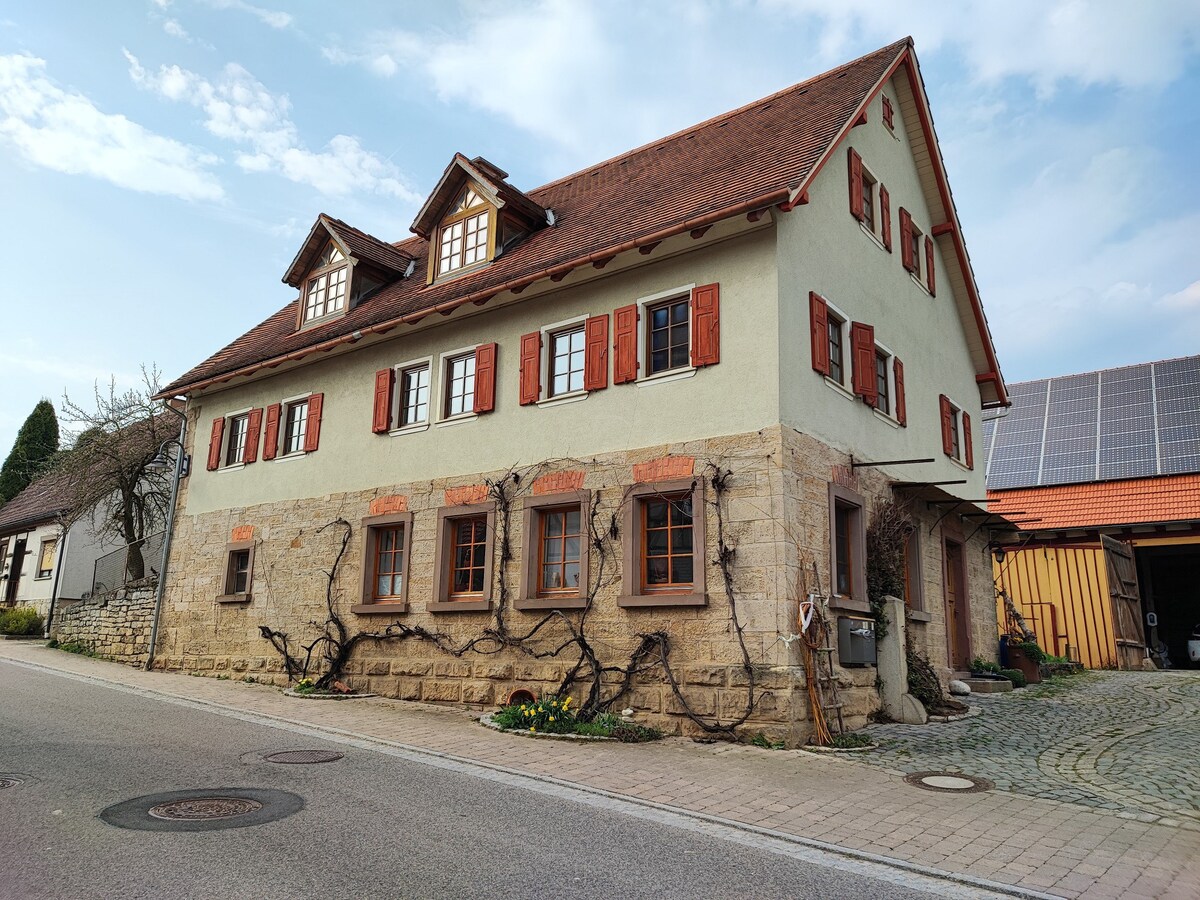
[941,524,973,670]
[4,537,27,607]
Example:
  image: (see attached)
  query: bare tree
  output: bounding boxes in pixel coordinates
[56,368,176,581]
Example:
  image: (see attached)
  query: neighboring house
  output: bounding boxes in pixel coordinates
[0,470,124,621]
[986,355,1200,669]
[154,37,1009,742]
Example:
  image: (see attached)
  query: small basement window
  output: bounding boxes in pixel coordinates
[219,540,255,602]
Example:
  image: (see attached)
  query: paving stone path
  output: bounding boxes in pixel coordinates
[863,670,1200,826]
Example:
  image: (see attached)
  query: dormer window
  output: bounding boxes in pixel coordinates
[437,186,493,277]
[303,242,349,324]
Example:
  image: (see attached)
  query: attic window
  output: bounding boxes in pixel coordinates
[303,242,349,323]
[437,186,493,277]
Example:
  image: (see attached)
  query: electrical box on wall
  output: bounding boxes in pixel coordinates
[838,616,877,666]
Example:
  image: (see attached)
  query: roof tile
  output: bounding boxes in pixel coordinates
[988,474,1200,531]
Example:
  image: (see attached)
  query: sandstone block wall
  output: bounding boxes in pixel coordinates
[53,586,155,665]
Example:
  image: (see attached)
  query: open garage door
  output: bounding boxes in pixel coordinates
[1101,535,1147,669]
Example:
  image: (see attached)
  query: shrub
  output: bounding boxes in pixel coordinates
[1000,668,1026,688]
[971,656,1000,674]
[492,694,580,734]
[54,639,96,656]
[1015,641,1047,664]
[612,723,663,743]
[0,607,43,636]
[907,646,945,710]
[292,677,316,695]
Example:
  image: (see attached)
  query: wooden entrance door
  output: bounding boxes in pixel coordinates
[944,539,971,669]
[1101,535,1146,669]
[4,538,26,606]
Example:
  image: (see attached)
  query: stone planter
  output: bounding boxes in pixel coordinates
[1008,645,1042,684]
[283,688,377,700]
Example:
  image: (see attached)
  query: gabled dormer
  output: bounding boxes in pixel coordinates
[411,154,549,284]
[284,215,414,331]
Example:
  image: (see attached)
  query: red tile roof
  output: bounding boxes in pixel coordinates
[161,37,1002,401]
[987,474,1200,531]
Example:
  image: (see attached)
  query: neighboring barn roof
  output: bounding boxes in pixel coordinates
[988,473,1200,531]
[984,354,1200,490]
[159,37,1007,406]
[0,470,74,534]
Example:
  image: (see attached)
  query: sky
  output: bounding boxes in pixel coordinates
[1,0,1199,455]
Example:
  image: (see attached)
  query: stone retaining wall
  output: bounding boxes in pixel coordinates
[53,586,155,665]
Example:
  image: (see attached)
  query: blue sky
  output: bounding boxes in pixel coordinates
[1,1,1199,454]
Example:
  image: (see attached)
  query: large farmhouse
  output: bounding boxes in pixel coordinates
[153,38,1009,743]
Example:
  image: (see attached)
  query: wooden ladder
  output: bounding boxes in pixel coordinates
[814,644,846,736]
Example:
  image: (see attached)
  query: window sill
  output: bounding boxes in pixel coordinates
[872,408,901,428]
[909,272,931,296]
[947,456,973,473]
[436,414,477,429]
[907,609,932,623]
[351,603,407,615]
[536,391,588,409]
[219,463,246,473]
[33,574,53,581]
[428,599,492,613]
[273,452,307,463]
[389,422,430,437]
[617,592,707,608]
[824,377,856,402]
[859,222,888,252]
[216,593,252,605]
[298,310,348,333]
[515,595,588,611]
[636,367,696,388]
[828,595,870,614]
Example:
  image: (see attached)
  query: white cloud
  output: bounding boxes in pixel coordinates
[125,50,418,202]
[202,0,292,30]
[1160,280,1200,312]
[0,53,223,201]
[162,18,188,39]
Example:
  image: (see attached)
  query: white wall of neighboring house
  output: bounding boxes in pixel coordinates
[58,509,127,601]
[0,520,63,618]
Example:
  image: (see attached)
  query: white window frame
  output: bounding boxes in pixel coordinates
[872,341,899,426]
[300,239,355,329]
[275,391,313,461]
[391,356,434,435]
[858,163,885,249]
[436,345,479,427]
[823,299,854,399]
[538,315,590,408]
[635,282,696,387]
[220,406,252,471]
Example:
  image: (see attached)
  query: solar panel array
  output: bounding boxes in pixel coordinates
[983,355,1200,489]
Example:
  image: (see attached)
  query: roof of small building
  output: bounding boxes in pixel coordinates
[160,36,1006,405]
[0,469,74,535]
[987,473,1200,532]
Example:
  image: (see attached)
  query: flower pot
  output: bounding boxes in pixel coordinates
[1007,645,1042,684]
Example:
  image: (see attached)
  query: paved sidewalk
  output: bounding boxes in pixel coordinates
[2,642,1197,899]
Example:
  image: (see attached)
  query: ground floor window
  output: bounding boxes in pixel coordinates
[828,483,867,609]
[354,512,413,613]
[619,478,706,607]
[218,540,255,603]
[431,502,496,611]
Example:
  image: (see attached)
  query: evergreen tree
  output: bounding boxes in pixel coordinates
[0,400,60,505]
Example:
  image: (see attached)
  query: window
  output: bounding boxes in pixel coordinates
[828,310,847,386]
[303,242,348,324]
[903,530,925,612]
[218,540,255,602]
[36,538,56,578]
[443,353,476,418]
[861,170,876,234]
[939,395,973,467]
[282,400,308,455]
[224,414,249,467]
[646,297,690,376]
[549,326,585,397]
[354,512,413,613]
[399,364,430,426]
[828,483,867,610]
[950,408,961,458]
[619,478,706,607]
[518,491,590,610]
[432,503,496,611]
[909,222,923,278]
[882,96,894,130]
[437,187,491,276]
[875,350,890,416]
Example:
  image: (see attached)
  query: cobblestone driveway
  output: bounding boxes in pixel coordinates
[861,670,1200,826]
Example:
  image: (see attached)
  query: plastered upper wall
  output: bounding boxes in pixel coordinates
[0,520,60,613]
[183,228,781,516]
[775,74,985,500]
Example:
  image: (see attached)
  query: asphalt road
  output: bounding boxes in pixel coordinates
[0,662,996,899]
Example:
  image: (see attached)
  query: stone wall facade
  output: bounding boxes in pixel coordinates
[53,586,155,665]
[156,425,998,745]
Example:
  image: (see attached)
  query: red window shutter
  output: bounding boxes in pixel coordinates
[690,283,720,367]
[925,236,936,295]
[372,368,394,433]
[206,417,224,471]
[613,304,639,384]
[583,314,609,391]
[243,407,263,464]
[893,358,907,427]
[847,147,864,221]
[850,321,877,406]
[939,394,954,456]
[963,412,974,469]
[262,403,281,460]
[304,393,323,452]
[809,292,830,376]
[879,185,892,252]
[899,208,914,271]
[473,342,497,413]
[519,331,542,405]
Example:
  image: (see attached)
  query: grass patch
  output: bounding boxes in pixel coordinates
[750,732,786,750]
[1016,672,1097,700]
[829,731,874,749]
[49,638,97,657]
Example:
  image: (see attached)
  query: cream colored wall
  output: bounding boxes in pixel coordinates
[1,520,62,616]
[183,228,781,516]
[775,75,985,501]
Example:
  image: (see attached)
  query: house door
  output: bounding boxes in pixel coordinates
[4,538,26,606]
[1101,535,1147,670]
[944,539,971,669]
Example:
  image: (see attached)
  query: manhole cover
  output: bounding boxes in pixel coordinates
[148,797,264,820]
[903,771,994,793]
[100,788,303,832]
[0,776,23,789]
[263,750,344,765]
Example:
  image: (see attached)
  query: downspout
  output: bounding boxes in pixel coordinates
[43,522,70,638]
[145,401,187,671]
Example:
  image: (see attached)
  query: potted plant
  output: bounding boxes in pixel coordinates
[1007,640,1044,684]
